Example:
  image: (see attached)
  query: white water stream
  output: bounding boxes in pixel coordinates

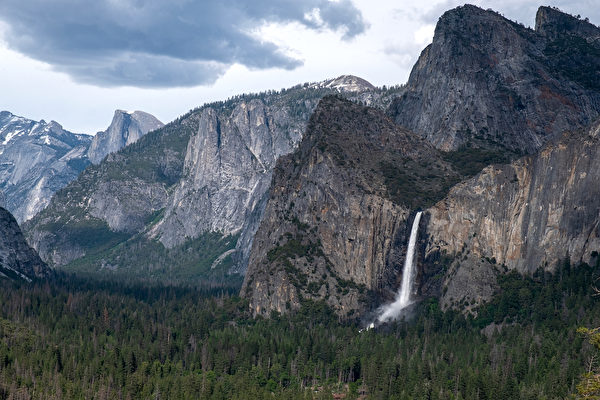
[375,211,423,325]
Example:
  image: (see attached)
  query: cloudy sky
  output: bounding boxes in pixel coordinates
[0,0,598,134]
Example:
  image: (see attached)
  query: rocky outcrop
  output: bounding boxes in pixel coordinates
[424,119,600,310]
[148,97,314,274]
[241,96,460,316]
[0,111,92,223]
[389,5,600,154]
[87,110,163,164]
[535,6,600,41]
[0,207,49,281]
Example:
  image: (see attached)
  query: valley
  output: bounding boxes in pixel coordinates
[0,3,599,399]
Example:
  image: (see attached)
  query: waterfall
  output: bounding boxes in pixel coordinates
[376,211,423,324]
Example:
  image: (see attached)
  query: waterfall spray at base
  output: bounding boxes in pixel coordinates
[368,211,423,328]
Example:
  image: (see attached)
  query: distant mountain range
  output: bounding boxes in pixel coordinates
[23,76,403,284]
[0,110,162,223]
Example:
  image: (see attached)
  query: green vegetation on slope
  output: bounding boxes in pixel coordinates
[544,35,600,91]
[441,146,513,177]
[64,232,241,287]
[380,158,461,209]
[0,257,597,399]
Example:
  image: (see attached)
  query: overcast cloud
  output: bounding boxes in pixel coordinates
[0,0,366,87]
[0,1,599,134]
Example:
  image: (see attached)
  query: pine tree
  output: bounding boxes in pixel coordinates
[576,327,600,399]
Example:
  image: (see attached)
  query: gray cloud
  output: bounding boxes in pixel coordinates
[0,0,366,88]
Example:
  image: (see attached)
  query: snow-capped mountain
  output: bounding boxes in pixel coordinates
[0,111,92,222]
[0,110,162,223]
[308,75,376,92]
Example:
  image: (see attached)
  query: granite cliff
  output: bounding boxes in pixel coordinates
[389,5,600,154]
[147,98,305,274]
[87,110,163,164]
[425,119,600,312]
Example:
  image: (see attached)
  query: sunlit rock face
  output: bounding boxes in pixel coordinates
[426,119,600,310]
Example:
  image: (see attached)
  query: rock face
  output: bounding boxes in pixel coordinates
[389,5,600,153]
[535,6,600,41]
[87,110,163,164]
[0,207,49,281]
[0,111,92,223]
[424,119,600,311]
[25,79,402,280]
[241,96,460,316]
[148,99,304,272]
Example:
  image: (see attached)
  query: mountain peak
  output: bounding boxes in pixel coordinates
[535,6,600,41]
[325,75,375,92]
[0,111,14,120]
[309,75,375,92]
[389,4,600,153]
[434,4,522,41]
[87,110,163,164]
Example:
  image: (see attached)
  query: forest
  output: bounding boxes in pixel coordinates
[0,259,599,399]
